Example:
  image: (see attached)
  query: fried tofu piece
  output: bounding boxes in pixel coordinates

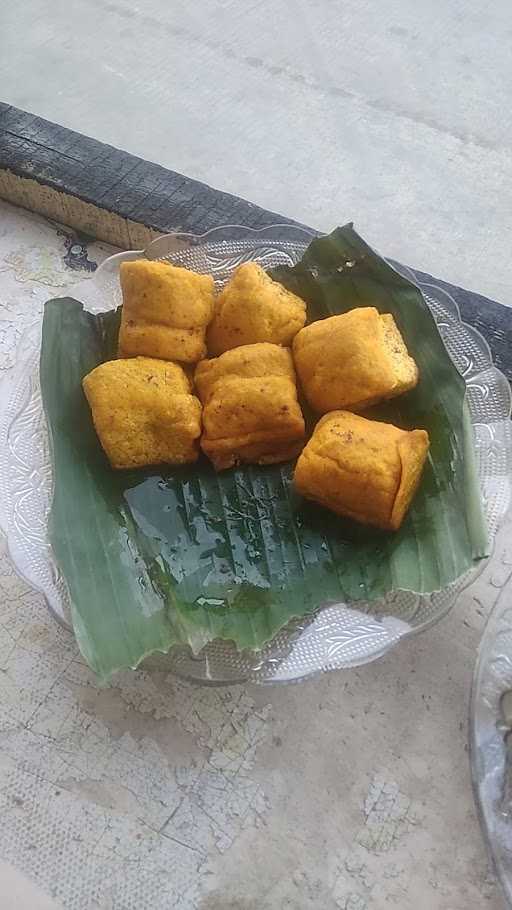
[294,410,429,530]
[83,357,202,469]
[293,307,418,414]
[195,342,305,470]
[118,260,215,363]
[207,262,307,355]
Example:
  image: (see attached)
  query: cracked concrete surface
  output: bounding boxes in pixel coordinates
[1,0,511,304]
[1,12,512,895]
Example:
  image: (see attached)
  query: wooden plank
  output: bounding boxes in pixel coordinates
[0,103,297,248]
[1,103,511,379]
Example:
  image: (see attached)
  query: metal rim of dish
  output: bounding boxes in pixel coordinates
[470,580,512,908]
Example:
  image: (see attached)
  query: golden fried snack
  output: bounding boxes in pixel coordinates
[293,307,418,414]
[207,262,307,355]
[294,411,429,530]
[83,357,202,469]
[195,342,305,470]
[118,260,215,363]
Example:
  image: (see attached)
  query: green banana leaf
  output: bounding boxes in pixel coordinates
[40,225,488,679]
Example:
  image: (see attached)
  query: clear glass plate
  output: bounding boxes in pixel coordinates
[0,224,511,684]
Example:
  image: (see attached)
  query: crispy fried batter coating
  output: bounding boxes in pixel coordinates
[293,307,418,414]
[294,410,429,530]
[207,262,306,355]
[195,342,305,470]
[83,357,202,468]
[118,260,215,363]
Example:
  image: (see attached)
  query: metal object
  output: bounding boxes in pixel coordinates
[471,582,512,908]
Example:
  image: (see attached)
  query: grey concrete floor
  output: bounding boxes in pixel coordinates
[0,6,511,907]
[1,0,511,303]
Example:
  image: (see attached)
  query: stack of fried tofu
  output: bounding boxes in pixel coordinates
[83,258,429,530]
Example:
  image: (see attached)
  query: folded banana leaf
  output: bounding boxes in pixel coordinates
[40,225,488,679]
